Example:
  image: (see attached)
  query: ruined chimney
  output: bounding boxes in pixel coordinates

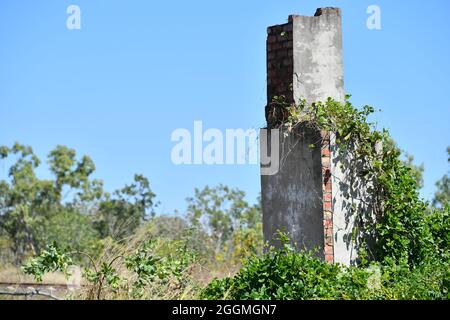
[262,8,366,265]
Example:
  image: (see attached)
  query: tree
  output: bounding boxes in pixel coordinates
[38,209,100,263]
[93,174,156,240]
[403,153,425,190]
[0,143,100,263]
[433,146,450,208]
[382,138,424,189]
[0,143,156,263]
[186,185,262,257]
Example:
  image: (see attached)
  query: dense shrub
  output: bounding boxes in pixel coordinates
[202,237,449,300]
[201,98,450,301]
[37,209,101,264]
[202,241,370,300]
[6,97,450,300]
[23,235,199,299]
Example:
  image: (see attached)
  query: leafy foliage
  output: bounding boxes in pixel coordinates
[201,96,450,301]
[94,174,157,240]
[433,146,450,208]
[186,185,263,262]
[38,209,100,263]
[402,152,424,189]
[22,243,73,282]
[0,143,100,262]
[203,233,370,300]
[0,143,156,264]
[22,234,198,299]
[4,102,450,300]
[125,238,196,298]
[277,97,448,266]
[202,233,449,300]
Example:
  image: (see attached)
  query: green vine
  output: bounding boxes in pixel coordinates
[273,95,448,267]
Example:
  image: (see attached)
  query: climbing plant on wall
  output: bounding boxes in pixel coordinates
[272,95,448,267]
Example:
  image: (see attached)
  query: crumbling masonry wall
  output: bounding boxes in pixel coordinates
[261,8,371,265]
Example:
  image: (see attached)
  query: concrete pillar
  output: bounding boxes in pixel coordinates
[261,8,365,265]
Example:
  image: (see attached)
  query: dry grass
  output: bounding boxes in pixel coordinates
[0,223,245,299]
[0,265,69,285]
[70,226,241,300]
[190,261,240,287]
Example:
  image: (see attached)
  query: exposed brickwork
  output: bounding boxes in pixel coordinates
[265,21,294,127]
[265,14,337,263]
[321,130,334,263]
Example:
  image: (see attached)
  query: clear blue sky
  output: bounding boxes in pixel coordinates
[1,0,449,214]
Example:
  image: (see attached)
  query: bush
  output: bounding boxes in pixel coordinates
[22,230,199,300]
[37,210,101,264]
[201,235,449,300]
[202,237,370,300]
[425,205,450,262]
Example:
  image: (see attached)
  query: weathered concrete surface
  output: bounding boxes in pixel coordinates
[331,136,359,265]
[331,137,378,265]
[262,126,324,255]
[291,8,345,104]
[262,8,366,265]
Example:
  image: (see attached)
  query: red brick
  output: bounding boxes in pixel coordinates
[321,147,331,157]
[322,157,330,167]
[282,59,292,66]
[324,245,333,255]
[324,220,333,228]
[283,41,293,49]
[277,50,288,58]
[267,63,276,71]
[323,193,332,201]
[325,255,334,263]
[267,26,282,34]
[268,35,277,43]
[283,24,293,32]
[269,25,283,35]
[271,78,281,86]
[267,52,276,60]
[323,201,332,210]
[270,43,283,50]
[268,69,277,78]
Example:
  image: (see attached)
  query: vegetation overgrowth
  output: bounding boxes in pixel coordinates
[1,98,448,300]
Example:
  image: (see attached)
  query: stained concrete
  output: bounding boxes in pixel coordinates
[331,137,377,265]
[262,8,368,265]
[291,8,345,104]
[262,125,324,255]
